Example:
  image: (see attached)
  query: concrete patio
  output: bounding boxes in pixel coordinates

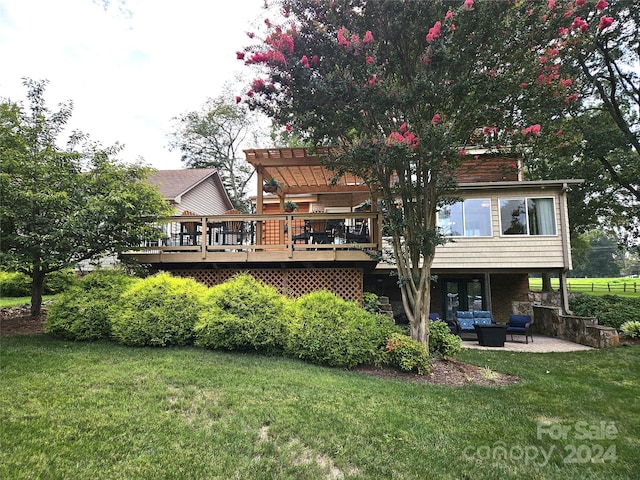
[462,335,593,353]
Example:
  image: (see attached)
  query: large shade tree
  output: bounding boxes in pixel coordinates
[168,84,266,211]
[518,0,639,244]
[240,0,570,346]
[0,79,171,317]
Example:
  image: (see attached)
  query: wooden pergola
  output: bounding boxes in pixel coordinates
[245,147,371,214]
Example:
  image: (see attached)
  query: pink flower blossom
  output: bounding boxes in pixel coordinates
[264,18,271,28]
[488,69,497,77]
[558,27,569,36]
[595,0,609,12]
[337,27,350,47]
[522,124,541,136]
[366,55,374,65]
[576,0,586,6]
[236,51,245,60]
[548,0,556,9]
[252,78,266,92]
[572,17,589,33]
[509,162,517,169]
[351,34,360,46]
[422,56,432,65]
[363,31,374,44]
[540,56,548,63]
[399,123,408,133]
[426,21,442,43]
[520,82,528,89]
[431,113,441,125]
[564,93,579,103]
[556,130,563,136]
[301,55,310,68]
[365,74,379,87]
[458,150,468,157]
[599,16,613,30]
[464,0,474,11]
[285,124,292,132]
[445,10,453,20]
[560,78,573,87]
[311,55,319,66]
[235,96,242,104]
[247,31,255,39]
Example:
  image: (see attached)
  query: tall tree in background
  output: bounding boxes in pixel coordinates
[0,79,171,317]
[168,84,265,211]
[240,0,565,346]
[521,0,639,243]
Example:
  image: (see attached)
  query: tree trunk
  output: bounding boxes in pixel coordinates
[541,273,553,292]
[30,270,46,318]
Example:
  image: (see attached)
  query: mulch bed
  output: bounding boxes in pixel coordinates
[356,358,519,387]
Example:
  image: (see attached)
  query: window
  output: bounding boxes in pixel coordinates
[438,199,492,237]
[500,197,556,236]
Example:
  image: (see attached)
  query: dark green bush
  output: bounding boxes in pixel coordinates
[195,274,291,354]
[43,269,77,294]
[362,292,380,314]
[0,271,31,297]
[0,269,76,297]
[111,272,208,347]
[570,294,640,330]
[288,290,397,369]
[45,271,138,341]
[429,320,462,357]
[383,333,431,374]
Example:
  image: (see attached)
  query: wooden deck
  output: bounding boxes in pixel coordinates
[121,212,381,264]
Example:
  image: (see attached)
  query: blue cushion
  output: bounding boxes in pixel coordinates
[508,314,531,328]
[456,311,473,319]
[506,326,526,333]
[429,313,440,321]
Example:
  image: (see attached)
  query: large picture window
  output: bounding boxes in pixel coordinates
[500,197,556,236]
[438,199,492,237]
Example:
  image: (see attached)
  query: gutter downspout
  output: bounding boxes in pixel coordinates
[559,182,571,314]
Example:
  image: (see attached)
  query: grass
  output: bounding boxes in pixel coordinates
[529,277,640,298]
[0,295,56,308]
[1,336,638,479]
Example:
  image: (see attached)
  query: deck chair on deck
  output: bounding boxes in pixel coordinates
[221,209,244,245]
[180,210,200,245]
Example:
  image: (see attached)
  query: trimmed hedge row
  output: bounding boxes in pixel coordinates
[46,272,462,373]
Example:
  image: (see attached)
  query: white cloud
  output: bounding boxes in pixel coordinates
[0,0,268,169]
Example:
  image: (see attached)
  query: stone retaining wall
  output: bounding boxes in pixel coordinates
[532,305,619,348]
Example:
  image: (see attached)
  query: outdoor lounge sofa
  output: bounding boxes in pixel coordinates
[453,310,494,336]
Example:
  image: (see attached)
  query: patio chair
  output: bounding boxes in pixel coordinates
[221,209,244,245]
[506,314,534,344]
[180,210,200,245]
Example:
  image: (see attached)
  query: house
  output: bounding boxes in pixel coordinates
[148,169,233,215]
[122,148,581,323]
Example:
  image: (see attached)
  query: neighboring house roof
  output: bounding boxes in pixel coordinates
[149,169,234,211]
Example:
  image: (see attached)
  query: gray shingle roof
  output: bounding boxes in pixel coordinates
[148,169,218,201]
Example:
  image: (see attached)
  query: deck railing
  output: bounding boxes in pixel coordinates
[125,212,381,263]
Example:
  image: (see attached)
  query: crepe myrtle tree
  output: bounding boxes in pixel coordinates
[514,0,640,242]
[238,0,569,346]
[0,79,172,317]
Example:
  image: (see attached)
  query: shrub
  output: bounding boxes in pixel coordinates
[570,294,640,330]
[0,269,76,297]
[195,274,291,354]
[362,292,380,314]
[288,291,397,369]
[0,271,31,297]
[111,272,208,347]
[429,320,462,358]
[45,271,138,341]
[620,321,640,338]
[384,333,431,374]
[43,269,77,294]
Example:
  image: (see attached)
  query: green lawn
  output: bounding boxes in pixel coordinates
[1,336,638,479]
[529,277,640,298]
[0,295,56,308]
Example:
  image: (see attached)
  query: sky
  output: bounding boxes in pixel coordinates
[0,0,270,170]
